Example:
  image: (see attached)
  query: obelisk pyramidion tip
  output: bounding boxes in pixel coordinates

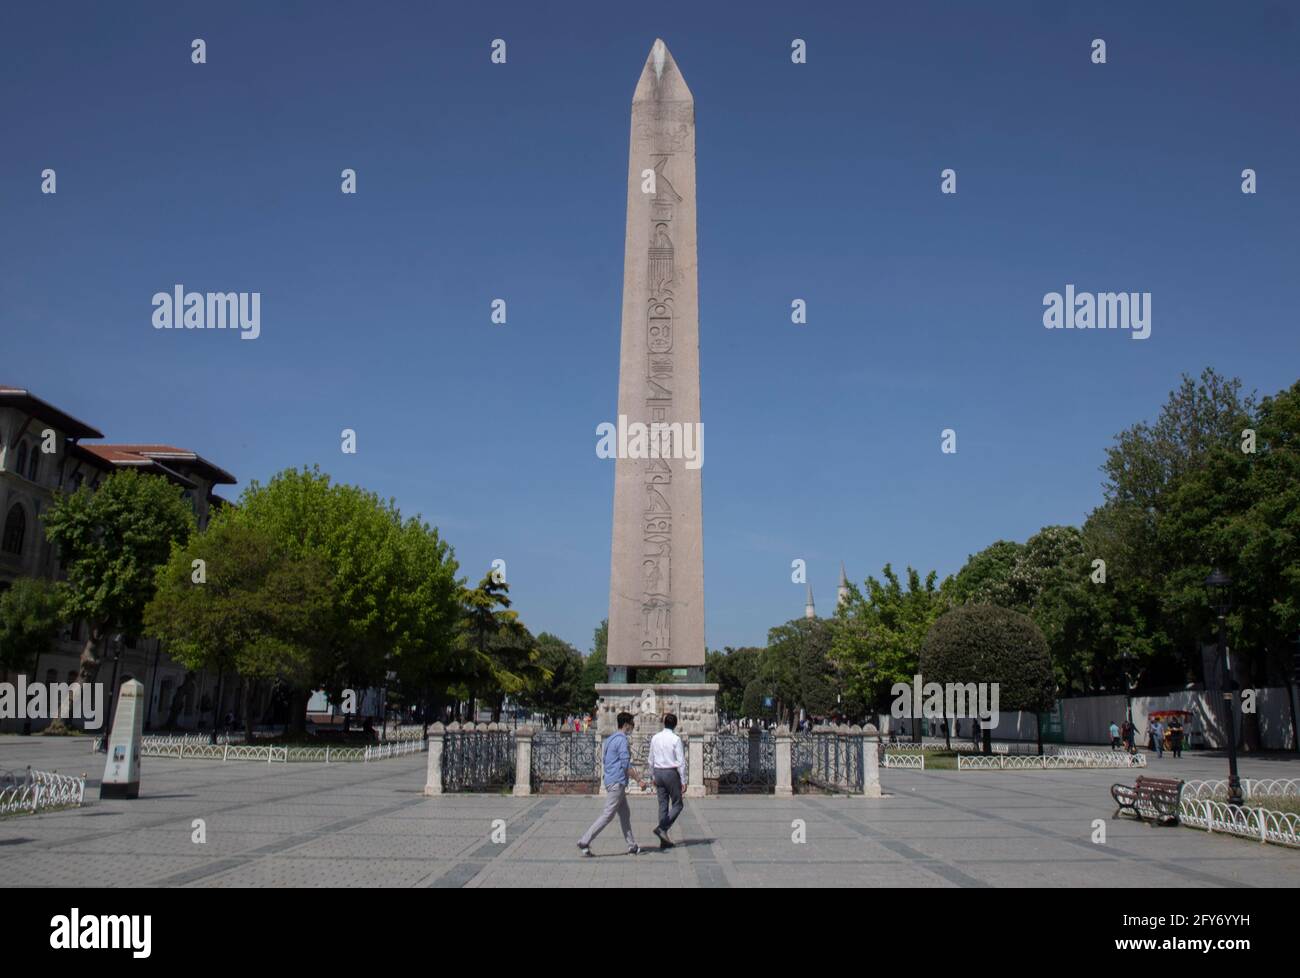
[634,39,692,104]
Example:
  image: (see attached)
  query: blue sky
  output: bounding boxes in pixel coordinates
[2,1,1297,652]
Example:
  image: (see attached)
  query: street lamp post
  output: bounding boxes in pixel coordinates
[1204,569,1244,807]
[99,634,124,752]
[1120,648,1135,727]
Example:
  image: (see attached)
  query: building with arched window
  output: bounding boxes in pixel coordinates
[1,385,238,734]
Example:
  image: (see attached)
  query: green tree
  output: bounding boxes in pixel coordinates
[948,540,1023,606]
[920,604,1056,754]
[453,573,543,721]
[758,620,807,726]
[763,617,840,724]
[1239,382,1300,671]
[831,564,945,714]
[144,521,333,739]
[0,579,69,729]
[579,619,608,707]
[0,578,67,676]
[741,678,776,722]
[521,633,587,724]
[42,470,195,684]
[706,646,760,719]
[225,466,460,732]
[387,514,466,723]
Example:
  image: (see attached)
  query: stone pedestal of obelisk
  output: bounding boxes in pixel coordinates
[600,39,718,747]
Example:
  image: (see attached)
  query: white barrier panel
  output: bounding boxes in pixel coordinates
[1178,778,1299,848]
[958,751,1146,770]
[90,737,428,764]
[882,753,925,769]
[0,770,86,816]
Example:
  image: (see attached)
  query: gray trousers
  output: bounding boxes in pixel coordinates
[653,768,684,832]
[579,783,635,848]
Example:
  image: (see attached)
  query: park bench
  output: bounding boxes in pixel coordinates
[1111,775,1184,825]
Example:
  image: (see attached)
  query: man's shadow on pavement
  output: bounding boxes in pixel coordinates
[587,839,715,857]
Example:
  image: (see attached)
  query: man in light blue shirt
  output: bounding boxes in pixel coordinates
[578,711,643,856]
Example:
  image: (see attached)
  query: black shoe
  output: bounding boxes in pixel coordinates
[577,842,592,857]
[654,827,676,849]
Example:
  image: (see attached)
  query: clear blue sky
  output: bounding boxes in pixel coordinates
[3,1,1297,653]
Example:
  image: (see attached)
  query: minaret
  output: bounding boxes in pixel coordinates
[838,562,850,609]
[805,584,816,620]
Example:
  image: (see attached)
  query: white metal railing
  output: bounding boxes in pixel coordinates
[1178,779,1300,848]
[91,733,240,752]
[89,737,426,764]
[882,752,925,769]
[883,741,976,751]
[363,739,426,761]
[958,751,1146,770]
[0,769,86,816]
[1180,778,1300,802]
[884,741,1010,754]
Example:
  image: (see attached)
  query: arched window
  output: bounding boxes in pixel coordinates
[26,448,39,482]
[15,441,28,477]
[2,504,26,555]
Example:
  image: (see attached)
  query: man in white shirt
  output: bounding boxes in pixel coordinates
[648,713,687,848]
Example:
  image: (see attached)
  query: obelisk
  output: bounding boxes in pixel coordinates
[599,40,716,744]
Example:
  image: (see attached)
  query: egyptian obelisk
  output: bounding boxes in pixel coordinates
[599,40,716,744]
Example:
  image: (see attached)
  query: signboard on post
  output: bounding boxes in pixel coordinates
[101,679,144,799]
[1038,701,1065,744]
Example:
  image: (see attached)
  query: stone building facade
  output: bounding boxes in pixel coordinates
[0,385,239,733]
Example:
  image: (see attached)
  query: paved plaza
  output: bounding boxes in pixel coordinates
[2,736,1297,887]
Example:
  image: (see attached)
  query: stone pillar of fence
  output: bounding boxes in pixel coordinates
[513,726,533,797]
[774,724,793,796]
[686,728,706,798]
[862,723,882,798]
[594,734,605,797]
[423,722,446,796]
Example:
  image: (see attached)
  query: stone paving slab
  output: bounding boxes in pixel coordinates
[3,736,1298,887]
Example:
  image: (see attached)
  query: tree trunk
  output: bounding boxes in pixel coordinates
[242,681,257,742]
[210,669,225,744]
[77,626,107,686]
[1036,713,1044,756]
[289,688,307,737]
[942,712,951,750]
